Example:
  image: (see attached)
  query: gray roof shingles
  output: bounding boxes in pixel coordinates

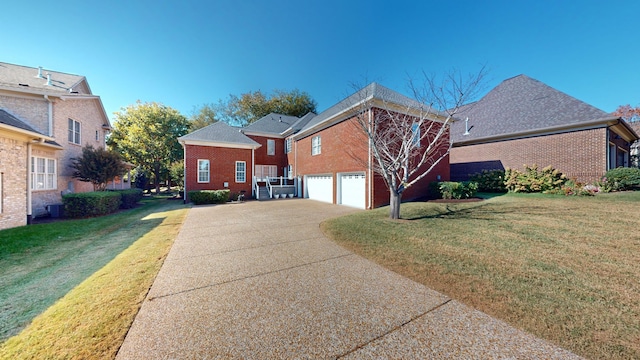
[178,121,260,147]
[0,109,45,135]
[0,62,87,94]
[243,113,301,135]
[299,82,433,135]
[451,74,610,143]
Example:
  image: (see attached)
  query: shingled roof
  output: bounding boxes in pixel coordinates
[243,113,301,135]
[296,82,443,138]
[178,121,260,148]
[0,62,90,95]
[451,75,614,144]
[0,109,45,135]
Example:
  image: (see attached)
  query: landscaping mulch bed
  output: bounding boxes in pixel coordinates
[428,197,484,203]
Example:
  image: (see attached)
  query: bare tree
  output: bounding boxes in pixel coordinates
[350,68,488,219]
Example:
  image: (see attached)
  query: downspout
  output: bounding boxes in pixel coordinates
[182,143,187,204]
[368,109,373,209]
[27,142,32,224]
[44,95,53,136]
[252,147,255,198]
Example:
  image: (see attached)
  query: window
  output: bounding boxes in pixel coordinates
[287,164,293,179]
[608,143,617,169]
[31,157,57,190]
[68,119,81,144]
[312,135,321,155]
[95,130,99,142]
[267,139,275,155]
[411,122,421,147]
[198,159,210,183]
[285,138,292,154]
[235,161,246,183]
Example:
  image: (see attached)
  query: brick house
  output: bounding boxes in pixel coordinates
[450,75,639,182]
[0,62,112,229]
[179,83,450,209]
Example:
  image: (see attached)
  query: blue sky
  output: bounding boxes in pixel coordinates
[4,1,639,121]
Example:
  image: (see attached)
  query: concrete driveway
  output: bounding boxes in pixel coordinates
[116,199,581,359]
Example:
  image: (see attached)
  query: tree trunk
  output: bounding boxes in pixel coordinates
[389,190,401,219]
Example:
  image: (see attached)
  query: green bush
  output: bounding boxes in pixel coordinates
[504,165,567,193]
[62,192,122,218]
[469,169,507,192]
[111,189,144,209]
[188,190,231,205]
[436,181,478,199]
[603,167,640,191]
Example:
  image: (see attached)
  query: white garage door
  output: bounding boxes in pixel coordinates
[305,175,333,204]
[339,173,366,209]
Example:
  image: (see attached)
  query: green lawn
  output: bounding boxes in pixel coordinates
[0,197,187,347]
[322,191,640,360]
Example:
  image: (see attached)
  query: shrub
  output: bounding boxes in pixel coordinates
[437,181,478,199]
[504,165,567,193]
[111,188,144,209]
[603,167,640,191]
[188,190,231,205]
[63,192,122,218]
[469,169,507,192]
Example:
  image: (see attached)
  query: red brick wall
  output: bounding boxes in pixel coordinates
[247,135,287,176]
[295,109,450,208]
[295,114,370,205]
[184,144,253,199]
[451,128,607,183]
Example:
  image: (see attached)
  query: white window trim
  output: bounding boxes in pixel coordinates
[31,156,57,191]
[68,118,81,145]
[411,122,421,147]
[197,159,210,183]
[235,161,246,183]
[312,135,321,155]
[285,138,292,154]
[267,139,275,156]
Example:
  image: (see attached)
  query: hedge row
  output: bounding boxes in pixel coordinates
[62,189,143,218]
[188,190,230,205]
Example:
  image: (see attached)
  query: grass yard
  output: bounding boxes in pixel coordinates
[0,196,188,359]
[322,191,640,360]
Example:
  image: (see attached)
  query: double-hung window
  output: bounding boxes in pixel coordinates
[312,135,321,155]
[31,157,57,190]
[198,159,210,183]
[235,161,246,183]
[285,138,292,154]
[68,119,81,144]
[267,139,275,155]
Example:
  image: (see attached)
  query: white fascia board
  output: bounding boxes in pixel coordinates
[452,119,616,147]
[292,96,446,141]
[241,130,285,139]
[180,139,261,149]
[0,123,54,142]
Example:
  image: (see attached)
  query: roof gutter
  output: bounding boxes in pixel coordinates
[453,116,638,146]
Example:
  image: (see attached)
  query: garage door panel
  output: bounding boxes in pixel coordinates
[306,175,333,204]
[339,173,365,209]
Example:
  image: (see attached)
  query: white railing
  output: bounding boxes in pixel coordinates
[266,176,273,198]
[253,176,259,198]
[254,165,277,181]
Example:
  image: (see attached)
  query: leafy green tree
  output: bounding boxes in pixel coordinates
[214,89,317,126]
[70,145,126,191]
[169,160,184,190]
[188,103,218,130]
[108,101,190,194]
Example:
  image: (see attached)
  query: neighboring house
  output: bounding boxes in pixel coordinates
[450,75,639,182]
[0,62,112,230]
[179,83,450,209]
